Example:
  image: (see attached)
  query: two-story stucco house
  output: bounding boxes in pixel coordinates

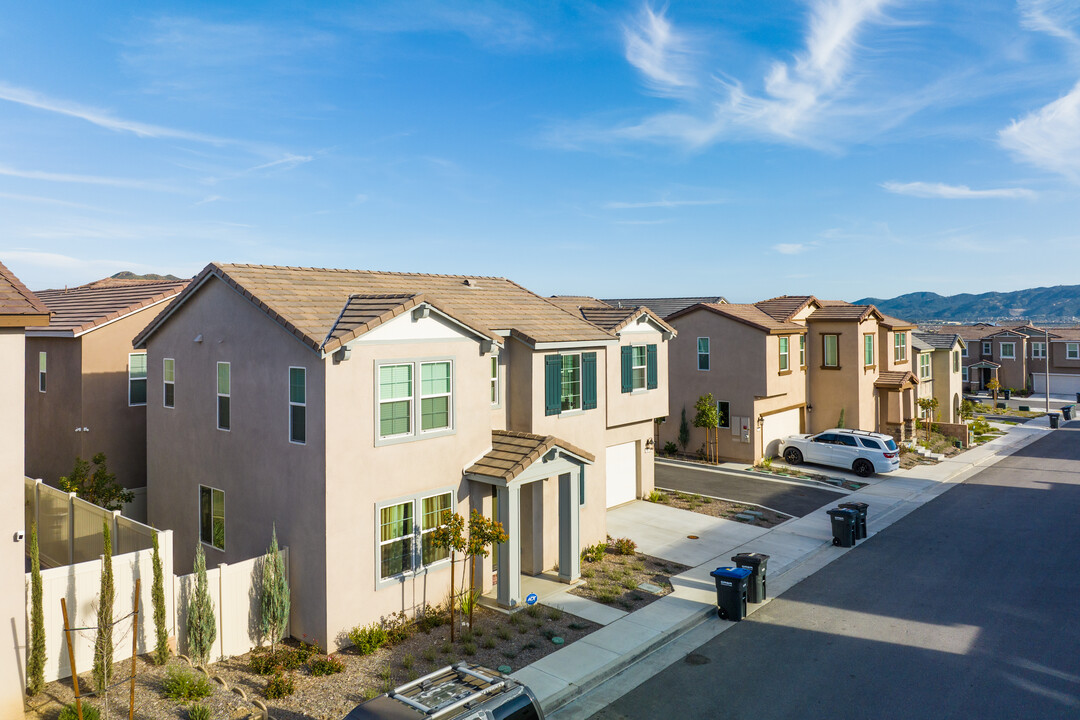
[0,261,50,716]
[24,278,188,520]
[953,322,1080,396]
[133,264,671,651]
[912,332,966,422]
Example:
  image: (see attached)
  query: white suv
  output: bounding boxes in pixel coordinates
[778,429,900,477]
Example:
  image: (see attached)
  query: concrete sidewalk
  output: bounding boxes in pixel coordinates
[511,423,1048,716]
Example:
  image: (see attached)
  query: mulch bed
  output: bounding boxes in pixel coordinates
[647,489,790,527]
[570,547,689,613]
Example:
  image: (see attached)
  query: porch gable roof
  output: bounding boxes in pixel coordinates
[875,370,919,390]
[466,430,595,483]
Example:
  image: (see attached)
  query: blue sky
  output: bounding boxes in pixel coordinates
[1,1,1079,302]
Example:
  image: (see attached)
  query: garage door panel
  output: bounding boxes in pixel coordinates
[762,409,802,459]
[1033,374,1080,395]
[606,442,637,508]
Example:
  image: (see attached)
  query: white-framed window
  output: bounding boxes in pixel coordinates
[893,332,907,363]
[697,337,710,371]
[1067,343,1080,360]
[863,334,875,367]
[128,353,147,406]
[823,334,839,368]
[631,345,648,389]
[799,334,805,368]
[779,337,789,372]
[377,489,454,583]
[982,341,992,356]
[717,400,730,429]
[1031,342,1046,359]
[199,485,225,551]
[38,351,46,393]
[490,354,499,406]
[289,367,306,444]
[163,358,175,408]
[378,360,454,441]
[561,353,582,411]
[1000,342,1016,360]
[217,362,231,431]
[961,345,968,357]
[919,352,931,380]
[962,366,969,382]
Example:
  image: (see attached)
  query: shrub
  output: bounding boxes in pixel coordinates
[580,542,607,563]
[250,646,301,675]
[422,647,438,663]
[645,490,667,503]
[524,605,542,619]
[59,704,102,720]
[294,638,319,663]
[483,636,497,649]
[93,521,114,693]
[265,671,295,699]
[612,537,637,556]
[188,703,212,720]
[383,610,412,645]
[400,653,414,670]
[496,627,511,641]
[418,603,447,633]
[162,666,212,702]
[348,622,389,655]
[151,531,169,666]
[547,608,563,622]
[308,654,345,677]
[187,545,217,666]
[462,641,477,656]
[259,527,290,654]
[27,521,45,695]
[663,441,678,456]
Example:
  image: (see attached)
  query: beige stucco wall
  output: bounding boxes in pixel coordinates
[1,329,27,715]
[25,336,81,485]
[808,319,878,433]
[928,348,963,423]
[993,337,1027,390]
[606,324,668,428]
[146,277,330,648]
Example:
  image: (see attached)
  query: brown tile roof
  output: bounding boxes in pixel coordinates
[1049,328,1080,341]
[547,296,610,311]
[754,295,817,322]
[807,304,883,323]
[600,297,727,319]
[465,431,595,482]
[942,323,1000,341]
[0,261,50,325]
[670,302,806,334]
[551,299,676,336]
[31,279,188,335]
[878,313,915,330]
[322,293,501,353]
[134,264,614,352]
[875,370,919,390]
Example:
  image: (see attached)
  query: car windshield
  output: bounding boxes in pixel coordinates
[884,438,898,451]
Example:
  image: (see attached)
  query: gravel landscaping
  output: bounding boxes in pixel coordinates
[570,539,689,613]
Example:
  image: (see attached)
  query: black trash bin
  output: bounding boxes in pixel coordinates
[838,502,869,540]
[1049,412,1060,429]
[710,567,752,621]
[1063,406,1074,421]
[1004,389,1011,400]
[730,553,770,604]
[1076,392,1080,403]
[827,508,857,547]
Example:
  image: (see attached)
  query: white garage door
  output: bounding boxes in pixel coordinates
[762,409,802,459]
[1033,373,1080,395]
[606,442,638,508]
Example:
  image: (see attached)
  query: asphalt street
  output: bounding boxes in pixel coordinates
[592,425,1080,720]
[656,461,844,517]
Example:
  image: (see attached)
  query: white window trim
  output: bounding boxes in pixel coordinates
[289,366,306,445]
[961,345,968,357]
[1031,342,1046,360]
[799,334,805,368]
[375,358,456,446]
[697,337,710,371]
[490,353,500,408]
[375,487,456,589]
[893,332,907,363]
[982,341,992,356]
[198,484,225,552]
[163,358,175,409]
[630,344,648,391]
[919,353,932,380]
[962,366,969,382]
[863,334,875,367]
[560,352,583,412]
[217,361,231,432]
[1000,342,1016,360]
[38,351,46,393]
[778,337,789,372]
[128,352,147,407]
[1067,343,1080,360]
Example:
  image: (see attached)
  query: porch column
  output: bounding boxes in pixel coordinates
[557,470,581,583]
[495,484,521,608]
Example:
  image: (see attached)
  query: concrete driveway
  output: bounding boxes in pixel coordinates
[656,461,845,517]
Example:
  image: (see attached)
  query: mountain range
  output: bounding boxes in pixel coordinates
[855,285,1080,323]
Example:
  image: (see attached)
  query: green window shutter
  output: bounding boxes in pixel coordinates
[582,352,597,410]
[620,346,632,393]
[545,355,561,416]
[646,344,658,389]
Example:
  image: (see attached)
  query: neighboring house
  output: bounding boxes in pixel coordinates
[24,278,188,520]
[660,295,922,464]
[0,261,50,716]
[600,296,727,319]
[133,264,671,652]
[950,322,1080,395]
[912,332,966,422]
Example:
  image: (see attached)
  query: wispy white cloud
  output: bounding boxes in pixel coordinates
[774,243,811,255]
[0,164,180,192]
[347,1,550,51]
[193,195,224,206]
[244,154,313,173]
[604,197,726,209]
[623,5,696,96]
[1019,0,1080,45]
[881,181,1037,199]
[0,81,230,144]
[0,191,111,212]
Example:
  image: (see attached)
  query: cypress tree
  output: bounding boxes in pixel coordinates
[187,544,216,666]
[93,521,114,693]
[27,521,45,695]
[259,526,290,653]
[151,532,169,665]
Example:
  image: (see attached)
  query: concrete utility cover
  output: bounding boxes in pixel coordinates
[637,582,664,595]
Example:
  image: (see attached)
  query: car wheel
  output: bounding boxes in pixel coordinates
[784,448,803,465]
[853,459,873,478]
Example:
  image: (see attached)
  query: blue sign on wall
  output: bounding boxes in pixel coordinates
[525,593,538,606]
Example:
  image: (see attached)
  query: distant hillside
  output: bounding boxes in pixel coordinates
[855,285,1080,323]
[110,271,183,282]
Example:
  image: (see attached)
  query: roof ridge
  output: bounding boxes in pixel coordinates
[218,262,510,282]
[0,261,50,316]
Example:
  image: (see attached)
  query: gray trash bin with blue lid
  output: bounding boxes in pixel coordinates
[1062,406,1074,421]
[838,502,868,540]
[827,507,857,547]
[710,567,752,621]
[730,553,769,603]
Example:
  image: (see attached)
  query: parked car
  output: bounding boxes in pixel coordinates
[779,429,900,477]
[342,663,544,720]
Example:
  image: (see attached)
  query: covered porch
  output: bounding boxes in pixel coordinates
[876,371,919,442]
[466,431,594,610]
[967,360,1001,392]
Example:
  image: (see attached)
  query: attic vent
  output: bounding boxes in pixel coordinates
[463,278,479,288]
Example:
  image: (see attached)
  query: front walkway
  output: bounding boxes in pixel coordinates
[511,422,1049,716]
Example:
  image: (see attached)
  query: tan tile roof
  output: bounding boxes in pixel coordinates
[31,279,188,335]
[878,313,915,330]
[671,303,806,334]
[547,296,610,311]
[551,299,676,335]
[134,263,614,352]
[600,297,726,319]
[754,295,817,322]
[0,261,50,325]
[808,304,887,323]
[875,370,919,390]
[942,323,1000,341]
[465,431,595,482]
[322,293,501,352]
